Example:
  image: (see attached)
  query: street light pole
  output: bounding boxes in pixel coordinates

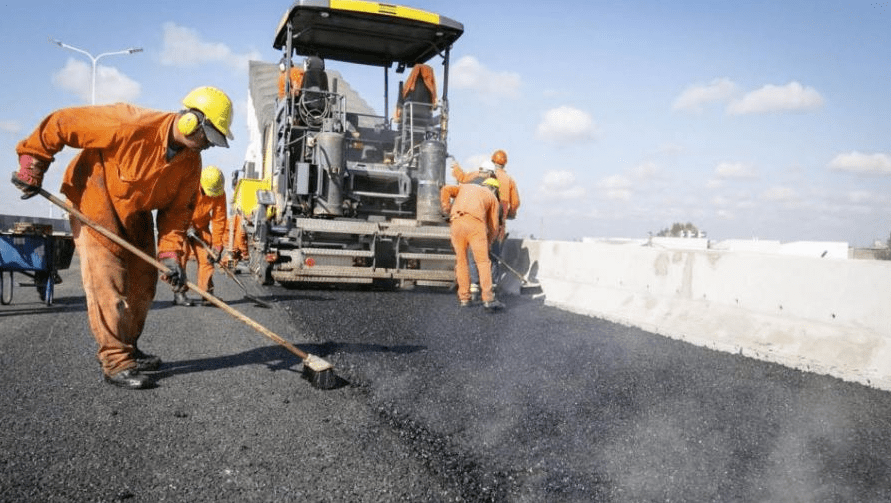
[49,38,143,105]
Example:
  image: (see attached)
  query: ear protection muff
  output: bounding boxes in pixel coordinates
[177,110,203,136]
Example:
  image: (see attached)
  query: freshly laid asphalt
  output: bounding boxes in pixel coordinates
[2,255,891,502]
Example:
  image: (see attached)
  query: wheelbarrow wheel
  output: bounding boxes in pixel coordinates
[1,271,12,305]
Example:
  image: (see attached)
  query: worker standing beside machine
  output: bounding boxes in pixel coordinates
[440,178,504,311]
[451,149,521,296]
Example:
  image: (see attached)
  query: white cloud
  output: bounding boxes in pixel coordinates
[714,161,757,179]
[0,120,21,133]
[597,174,633,201]
[845,190,876,204]
[727,81,824,115]
[535,106,598,145]
[538,170,586,201]
[707,162,757,189]
[672,77,736,113]
[631,161,661,181]
[451,55,521,99]
[711,195,731,207]
[761,185,799,202]
[828,151,891,176]
[160,22,261,73]
[51,58,141,104]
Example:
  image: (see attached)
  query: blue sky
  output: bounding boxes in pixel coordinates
[1,0,889,246]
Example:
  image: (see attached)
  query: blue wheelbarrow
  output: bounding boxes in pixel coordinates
[0,224,75,306]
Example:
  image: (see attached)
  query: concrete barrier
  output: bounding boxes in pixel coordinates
[500,239,891,391]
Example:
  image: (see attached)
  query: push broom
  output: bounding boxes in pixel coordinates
[37,188,336,389]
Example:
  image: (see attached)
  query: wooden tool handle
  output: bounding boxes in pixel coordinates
[39,189,309,360]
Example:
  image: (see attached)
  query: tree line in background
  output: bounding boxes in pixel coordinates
[656,222,702,238]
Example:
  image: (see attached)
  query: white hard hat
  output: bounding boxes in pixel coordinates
[479,159,496,176]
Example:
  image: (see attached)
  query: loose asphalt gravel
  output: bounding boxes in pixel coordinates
[2,255,891,502]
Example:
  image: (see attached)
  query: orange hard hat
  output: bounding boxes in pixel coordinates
[491,149,508,166]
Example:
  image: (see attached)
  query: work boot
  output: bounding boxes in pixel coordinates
[103,368,152,390]
[483,299,504,312]
[470,283,480,302]
[134,348,162,372]
[173,292,194,306]
[459,299,471,307]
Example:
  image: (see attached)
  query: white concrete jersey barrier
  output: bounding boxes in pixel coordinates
[501,239,891,391]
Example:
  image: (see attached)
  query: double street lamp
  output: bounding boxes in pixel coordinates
[49,38,143,105]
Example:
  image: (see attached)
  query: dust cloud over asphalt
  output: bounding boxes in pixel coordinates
[273,284,891,502]
[2,259,891,501]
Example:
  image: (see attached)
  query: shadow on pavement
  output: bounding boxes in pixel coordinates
[153,342,424,388]
[0,295,87,316]
[156,345,303,378]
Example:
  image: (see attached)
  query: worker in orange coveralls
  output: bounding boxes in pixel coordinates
[440,177,504,311]
[176,165,228,307]
[11,86,234,389]
[394,64,436,123]
[223,210,250,270]
[452,150,521,297]
[277,57,304,100]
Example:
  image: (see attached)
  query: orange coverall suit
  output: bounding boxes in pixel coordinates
[16,104,201,376]
[395,64,436,123]
[278,67,305,99]
[440,183,500,303]
[182,187,227,293]
[227,212,250,265]
[452,165,521,238]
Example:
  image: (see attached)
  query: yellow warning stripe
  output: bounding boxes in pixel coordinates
[330,0,440,25]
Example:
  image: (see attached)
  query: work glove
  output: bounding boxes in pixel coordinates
[207,246,223,264]
[441,206,451,221]
[223,249,242,269]
[158,253,188,293]
[11,154,48,199]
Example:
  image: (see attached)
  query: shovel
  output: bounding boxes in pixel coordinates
[38,188,336,389]
[186,227,273,308]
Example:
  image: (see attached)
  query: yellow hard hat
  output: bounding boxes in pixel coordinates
[182,86,234,147]
[482,177,500,189]
[200,165,225,197]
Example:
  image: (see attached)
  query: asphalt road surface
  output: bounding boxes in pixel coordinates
[2,256,891,502]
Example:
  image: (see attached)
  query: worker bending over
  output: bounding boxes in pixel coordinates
[440,178,504,311]
[12,86,234,389]
[452,149,521,295]
[177,165,228,306]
